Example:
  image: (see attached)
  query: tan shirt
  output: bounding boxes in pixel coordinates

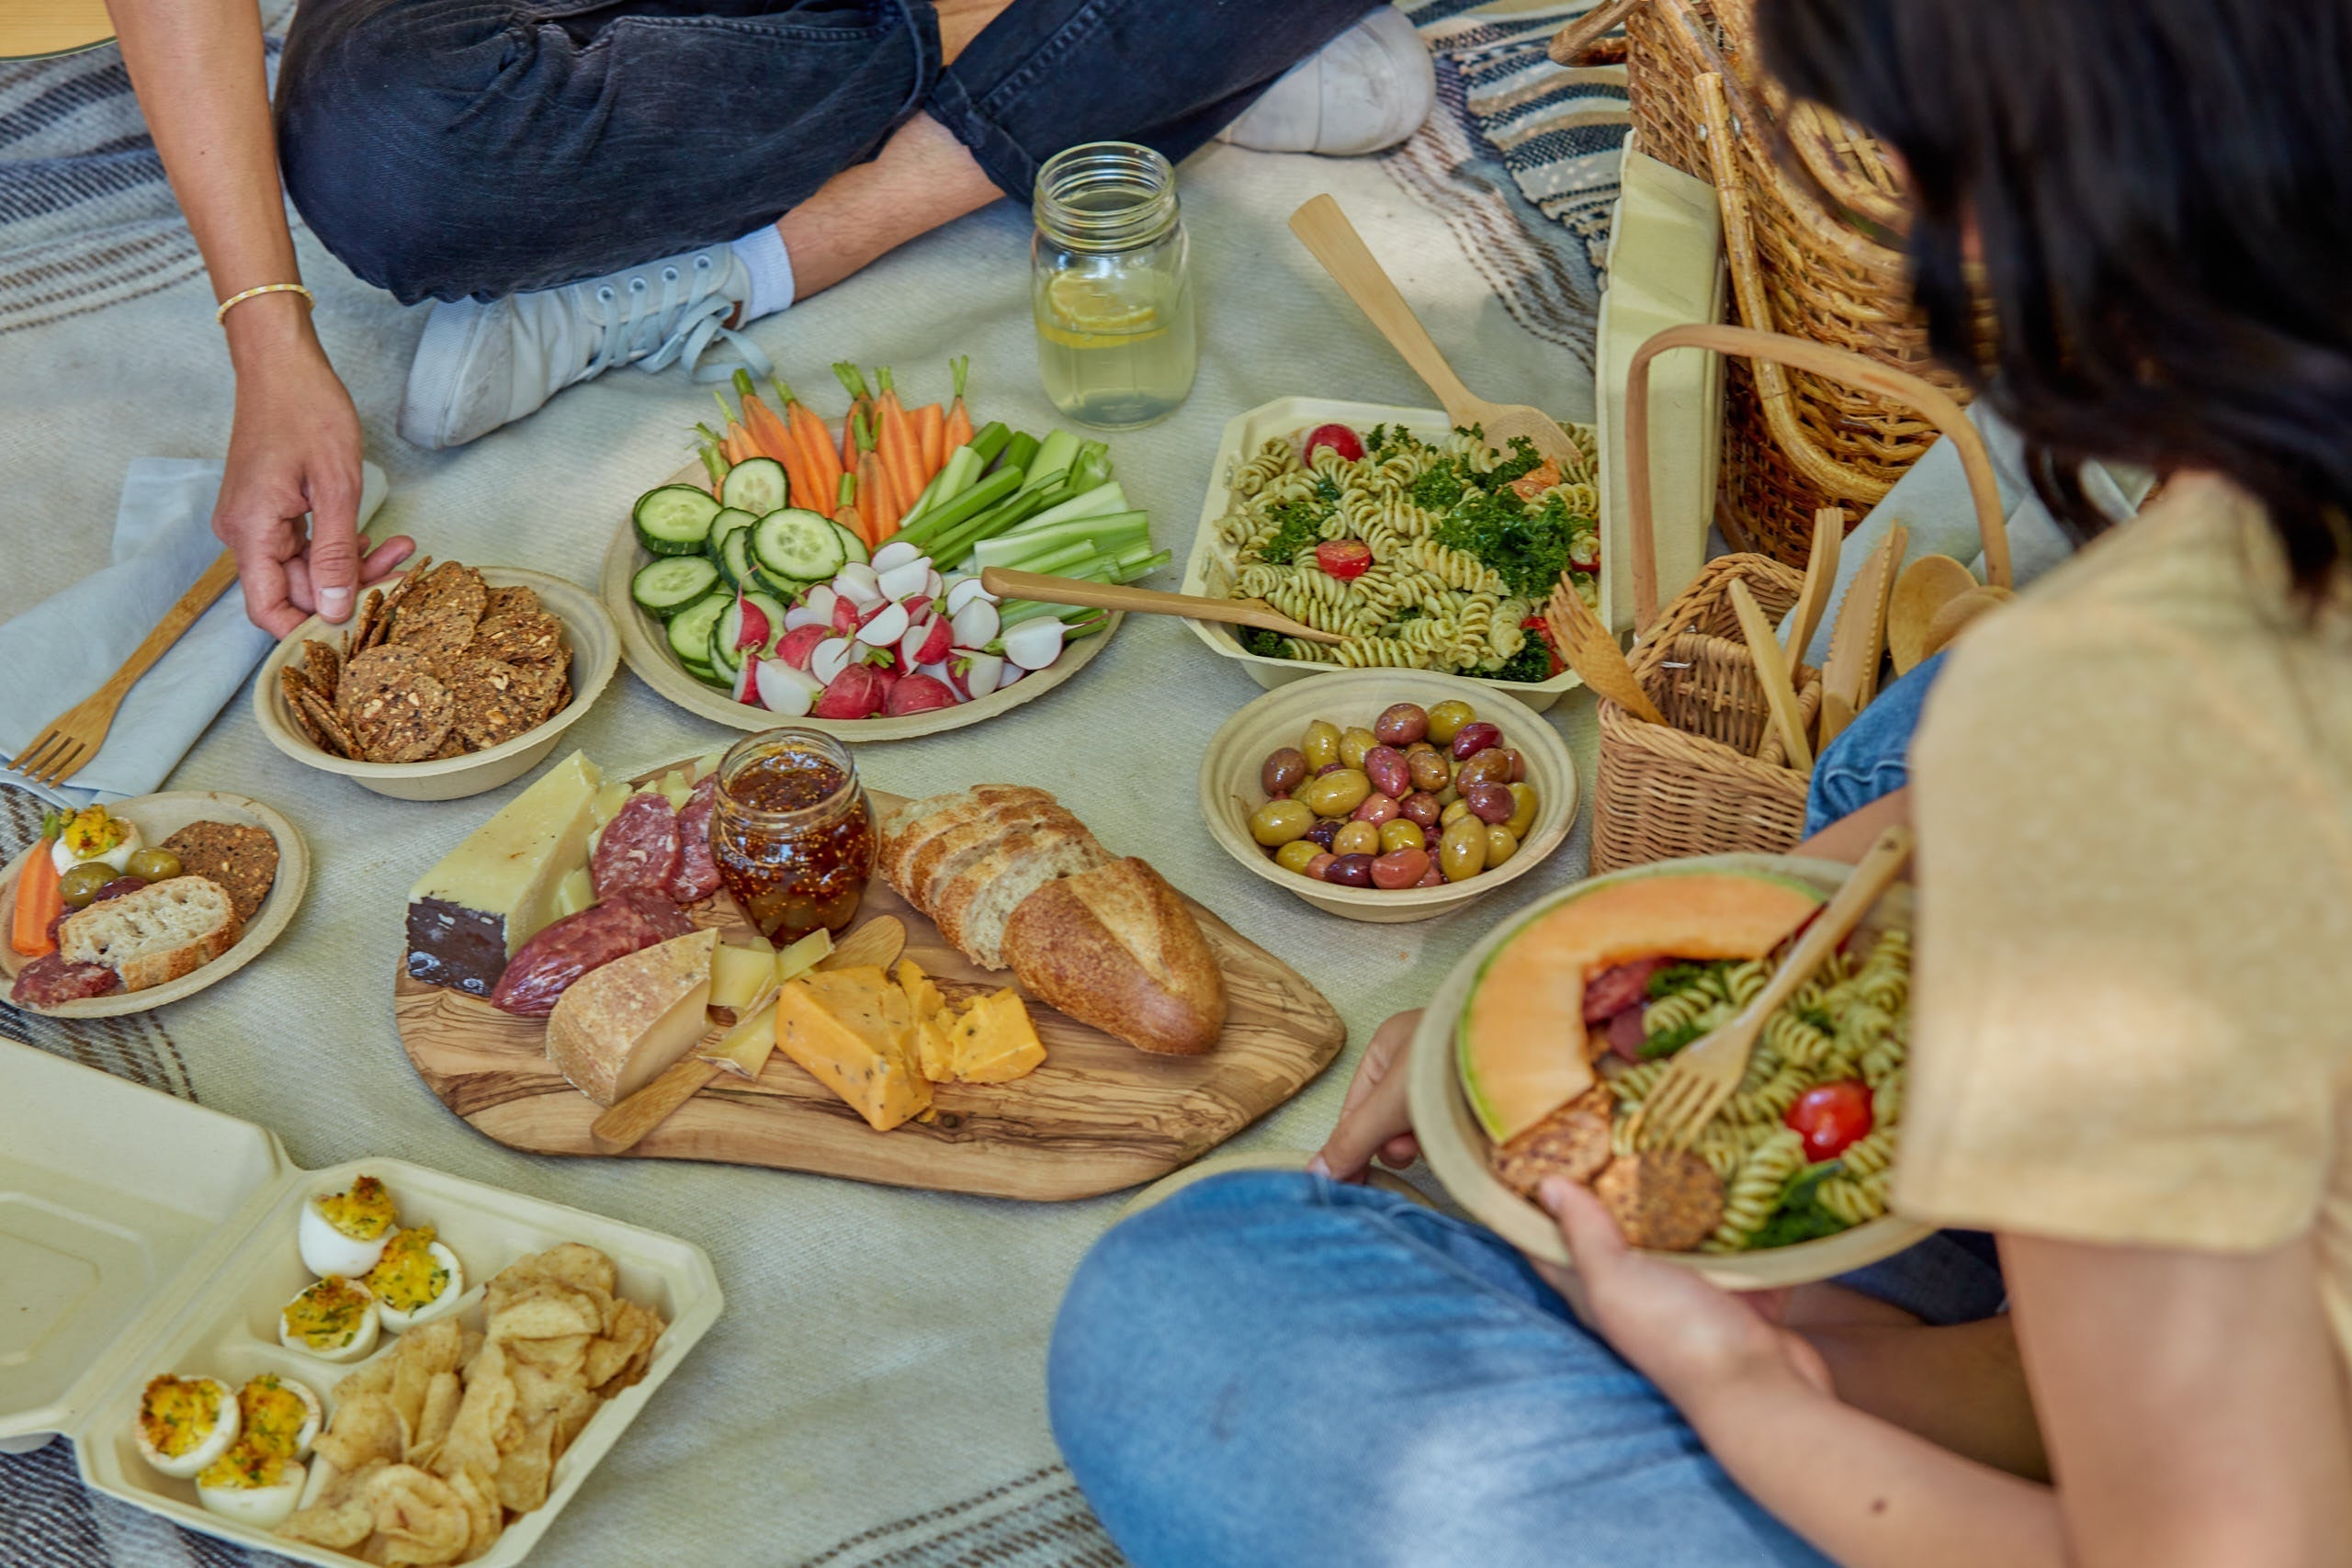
[1900,474,2352,1357]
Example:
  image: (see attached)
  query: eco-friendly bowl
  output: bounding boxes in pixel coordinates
[1405,852,1933,1290]
[252,567,617,802]
[1198,670,1577,924]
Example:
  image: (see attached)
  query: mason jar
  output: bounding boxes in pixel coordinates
[1031,141,1199,430]
[709,728,876,943]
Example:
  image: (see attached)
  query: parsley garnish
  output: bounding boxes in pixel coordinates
[1258,502,1325,566]
[1750,1164,1851,1250]
[1493,637,1553,683]
[1239,626,1284,657]
[1434,490,1580,598]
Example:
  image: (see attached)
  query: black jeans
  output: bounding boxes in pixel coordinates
[277,0,1373,303]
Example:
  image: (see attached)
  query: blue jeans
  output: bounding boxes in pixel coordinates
[1050,1173,2007,1567]
[276,0,1372,302]
[1804,650,1946,836]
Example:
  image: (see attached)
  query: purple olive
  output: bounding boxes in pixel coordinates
[1371,847,1432,889]
[1498,746,1529,784]
[1304,818,1343,851]
[95,875,148,902]
[1450,720,1503,761]
[1407,747,1452,793]
[1316,761,1348,777]
[1374,703,1430,747]
[1455,748,1514,793]
[1464,783,1516,824]
[1261,747,1308,796]
[1324,853,1376,888]
[1351,793,1400,826]
[1363,744,1411,800]
[1399,791,1444,829]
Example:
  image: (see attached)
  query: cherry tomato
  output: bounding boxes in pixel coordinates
[1569,534,1600,572]
[1315,539,1374,581]
[1302,423,1365,463]
[1785,1081,1873,1162]
[1520,615,1566,678]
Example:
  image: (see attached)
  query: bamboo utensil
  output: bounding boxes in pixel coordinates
[1886,554,1977,675]
[1546,580,1668,726]
[978,568,1346,646]
[1288,195,1586,469]
[1727,580,1812,772]
[1816,524,1905,749]
[590,917,907,1154]
[12,548,241,788]
[1917,583,2016,664]
[1630,825,1915,1151]
[1781,508,1843,664]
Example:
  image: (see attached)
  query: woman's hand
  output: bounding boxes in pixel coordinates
[1309,1009,1422,1181]
[1533,1175,1832,1411]
[214,321,410,636]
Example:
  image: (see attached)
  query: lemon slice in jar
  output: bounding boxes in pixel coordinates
[1040,272,1166,347]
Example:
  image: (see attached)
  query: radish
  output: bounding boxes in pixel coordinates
[1000,617,1067,671]
[944,578,994,616]
[1302,423,1364,463]
[875,558,930,604]
[871,539,922,572]
[900,593,933,623]
[855,601,910,649]
[809,636,854,686]
[803,584,838,624]
[756,660,821,717]
[812,664,887,719]
[887,673,958,716]
[925,569,945,603]
[783,603,830,632]
[833,563,884,607]
[731,658,759,705]
[952,651,1005,700]
[829,595,863,636]
[917,660,952,686]
[901,615,952,668]
[775,624,831,671]
[872,663,901,705]
[997,662,1024,691]
[733,595,771,652]
[950,598,1000,649]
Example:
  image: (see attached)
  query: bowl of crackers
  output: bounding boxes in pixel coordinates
[254,559,618,801]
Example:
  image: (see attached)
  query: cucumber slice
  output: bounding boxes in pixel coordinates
[631,555,721,619]
[708,615,743,677]
[634,485,721,556]
[752,508,846,583]
[714,591,789,668]
[718,528,762,591]
[687,660,732,690]
[829,520,871,567]
[741,591,789,654]
[706,507,757,566]
[718,457,788,516]
[666,591,730,669]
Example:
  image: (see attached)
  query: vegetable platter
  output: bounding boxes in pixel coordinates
[1181,397,1609,713]
[604,361,1164,738]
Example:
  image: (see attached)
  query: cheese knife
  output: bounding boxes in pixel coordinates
[1816,523,1905,750]
[1728,579,1813,772]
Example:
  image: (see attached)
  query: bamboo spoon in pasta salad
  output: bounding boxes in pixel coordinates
[977,568,1347,645]
[1288,194,1587,468]
[1630,824,1914,1153]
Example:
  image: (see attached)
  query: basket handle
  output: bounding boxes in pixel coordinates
[1549,0,1642,65]
[1624,321,2012,631]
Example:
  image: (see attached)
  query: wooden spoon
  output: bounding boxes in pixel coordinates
[1781,507,1844,665]
[1917,583,2015,663]
[1817,523,1906,749]
[978,568,1345,646]
[1546,580,1668,725]
[1728,579,1813,772]
[1886,555,1977,675]
[1288,195,1585,468]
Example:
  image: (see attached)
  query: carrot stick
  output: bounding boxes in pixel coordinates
[832,363,874,473]
[914,402,945,478]
[832,471,864,546]
[854,411,899,544]
[872,367,926,506]
[773,378,844,515]
[11,813,61,956]
[942,355,974,454]
[734,370,815,507]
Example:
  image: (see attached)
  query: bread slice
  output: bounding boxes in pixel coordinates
[880,786,1056,899]
[933,822,1107,969]
[58,876,243,992]
[910,803,1087,916]
[1001,859,1226,1055]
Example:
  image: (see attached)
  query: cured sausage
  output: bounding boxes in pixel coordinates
[489,892,693,1017]
[667,773,721,902]
[590,794,682,900]
[11,953,121,1007]
[1582,957,1666,1023]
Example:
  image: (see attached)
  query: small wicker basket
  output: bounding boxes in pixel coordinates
[1595,322,2006,874]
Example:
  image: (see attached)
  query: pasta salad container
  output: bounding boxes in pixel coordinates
[0,1036,721,1566]
[1181,397,1604,714]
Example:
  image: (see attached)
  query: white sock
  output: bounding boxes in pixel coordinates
[731,224,797,321]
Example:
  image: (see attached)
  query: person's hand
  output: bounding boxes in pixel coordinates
[1309,1009,1422,1181]
[214,333,411,636]
[1532,1176,1833,1412]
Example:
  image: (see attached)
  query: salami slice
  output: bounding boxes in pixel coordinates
[488,892,693,1017]
[11,953,121,1008]
[590,793,682,900]
[1583,957,1667,1023]
[667,773,721,902]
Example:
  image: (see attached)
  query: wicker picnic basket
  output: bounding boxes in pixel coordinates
[1594,322,2005,874]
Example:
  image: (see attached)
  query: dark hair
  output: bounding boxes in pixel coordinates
[1755,0,2352,595]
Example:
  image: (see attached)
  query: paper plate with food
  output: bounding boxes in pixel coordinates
[1407,854,1933,1290]
[1182,397,1603,711]
[601,361,1157,738]
[3,793,306,1017]
[391,739,1344,1200]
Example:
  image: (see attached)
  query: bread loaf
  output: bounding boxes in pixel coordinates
[57,875,242,992]
[880,786,1054,892]
[1000,859,1226,1055]
[933,822,1106,969]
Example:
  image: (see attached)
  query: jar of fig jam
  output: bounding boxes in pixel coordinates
[710,729,876,943]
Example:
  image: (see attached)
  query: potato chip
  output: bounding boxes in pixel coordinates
[405,1317,473,1381]
[409,1371,463,1469]
[441,1461,505,1561]
[488,1284,602,1343]
[492,1415,559,1515]
[317,1393,408,1474]
[434,1339,515,1485]
[587,1298,664,1393]
[500,1243,615,1301]
[364,1463,471,1566]
[280,1469,378,1551]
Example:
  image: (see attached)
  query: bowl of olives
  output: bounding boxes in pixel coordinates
[1198,671,1579,923]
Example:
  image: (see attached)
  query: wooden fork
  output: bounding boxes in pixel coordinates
[1629,825,1914,1153]
[12,548,242,789]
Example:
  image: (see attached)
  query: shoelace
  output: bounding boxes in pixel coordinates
[583,253,773,384]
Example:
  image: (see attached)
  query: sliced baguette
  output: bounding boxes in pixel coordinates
[911,803,1088,916]
[1001,858,1226,1055]
[933,822,1107,969]
[57,875,243,993]
[880,786,1056,897]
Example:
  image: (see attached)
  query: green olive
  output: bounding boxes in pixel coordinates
[126,849,182,883]
[1441,798,1473,827]
[1378,818,1426,854]
[1426,699,1477,744]
[1299,768,1373,818]
[1505,783,1540,840]
[1273,840,1322,875]
[1484,824,1520,866]
[1440,815,1489,883]
[57,862,116,909]
[1249,799,1316,847]
[1300,719,1342,771]
[1338,727,1379,771]
[1331,820,1382,858]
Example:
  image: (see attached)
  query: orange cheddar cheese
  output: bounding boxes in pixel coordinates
[948,988,1046,1084]
[774,978,931,1131]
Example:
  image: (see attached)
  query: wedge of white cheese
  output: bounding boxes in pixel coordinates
[545,928,718,1106]
[405,750,603,997]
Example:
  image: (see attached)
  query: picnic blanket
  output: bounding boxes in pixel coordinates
[0,4,1623,1563]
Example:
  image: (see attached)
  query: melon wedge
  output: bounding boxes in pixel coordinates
[1458,868,1826,1143]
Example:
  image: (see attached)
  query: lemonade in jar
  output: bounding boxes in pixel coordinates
[1031,142,1198,430]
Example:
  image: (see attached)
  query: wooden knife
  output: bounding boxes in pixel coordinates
[1816,523,1906,750]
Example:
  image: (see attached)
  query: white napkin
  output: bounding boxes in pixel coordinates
[0,457,388,808]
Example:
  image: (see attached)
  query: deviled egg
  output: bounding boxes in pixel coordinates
[195,1441,306,1529]
[51,805,141,877]
[278,1275,379,1363]
[132,1373,241,1480]
[298,1174,398,1278]
[365,1225,464,1332]
[235,1373,322,1461]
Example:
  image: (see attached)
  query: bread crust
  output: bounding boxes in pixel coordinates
[57,875,243,993]
[1001,859,1226,1055]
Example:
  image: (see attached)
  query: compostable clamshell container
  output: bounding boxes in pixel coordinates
[0,1036,721,1566]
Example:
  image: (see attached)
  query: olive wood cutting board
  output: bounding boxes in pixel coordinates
[394,787,1347,1201]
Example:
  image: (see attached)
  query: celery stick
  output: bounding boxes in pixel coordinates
[898,465,1023,547]
[905,446,980,524]
[996,431,1040,477]
[970,513,1150,570]
[969,423,1012,467]
[1016,430,1079,494]
[1008,482,1127,534]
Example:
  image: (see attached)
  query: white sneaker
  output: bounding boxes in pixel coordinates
[399,246,772,449]
[1218,6,1435,157]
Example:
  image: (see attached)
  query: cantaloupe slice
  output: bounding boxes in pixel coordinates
[1458,868,1825,1142]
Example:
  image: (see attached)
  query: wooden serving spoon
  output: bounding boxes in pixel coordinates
[589,916,907,1154]
[1781,507,1844,666]
[1886,554,1977,674]
[978,568,1346,646]
[1288,195,1586,468]
[1546,580,1668,725]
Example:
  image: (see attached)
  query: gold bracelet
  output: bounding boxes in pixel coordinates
[214,282,316,325]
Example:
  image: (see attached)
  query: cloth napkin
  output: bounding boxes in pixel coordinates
[1781,405,2154,669]
[0,457,388,809]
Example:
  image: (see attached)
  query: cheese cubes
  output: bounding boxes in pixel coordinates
[774,959,1045,1132]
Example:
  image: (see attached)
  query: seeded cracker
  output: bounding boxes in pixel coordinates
[343,587,383,661]
[295,688,358,758]
[473,608,564,668]
[365,558,430,654]
[446,656,560,750]
[336,644,428,724]
[282,667,328,749]
[301,637,342,695]
[483,583,541,620]
[348,666,456,762]
[1593,1151,1725,1252]
[390,566,489,668]
[161,821,280,923]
